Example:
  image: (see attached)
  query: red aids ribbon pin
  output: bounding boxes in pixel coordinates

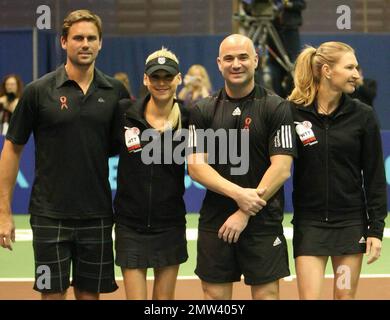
[60,96,68,110]
[244,117,252,130]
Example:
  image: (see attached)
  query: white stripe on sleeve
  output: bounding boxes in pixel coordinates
[281,125,286,148]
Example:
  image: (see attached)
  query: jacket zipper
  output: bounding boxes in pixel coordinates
[125,112,154,228]
[147,160,154,228]
[324,119,329,222]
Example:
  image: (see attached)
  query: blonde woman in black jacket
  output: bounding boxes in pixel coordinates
[289,42,387,299]
[113,48,188,300]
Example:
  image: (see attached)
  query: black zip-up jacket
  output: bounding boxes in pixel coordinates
[291,94,387,239]
[113,96,188,230]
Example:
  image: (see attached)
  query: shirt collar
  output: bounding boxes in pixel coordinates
[221,84,266,102]
[55,64,113,89]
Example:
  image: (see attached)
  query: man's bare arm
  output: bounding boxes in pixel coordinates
[219,154,293,243]
[0,140,24,250]
[256,154,293,201]
[187,153,266,215]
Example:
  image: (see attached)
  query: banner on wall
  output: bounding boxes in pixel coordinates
[1,131,390,214]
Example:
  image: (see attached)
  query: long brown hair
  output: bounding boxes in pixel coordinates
[0,74,24,98]
[288,42,354,106]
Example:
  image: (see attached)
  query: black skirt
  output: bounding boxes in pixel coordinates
[293,224,367,258]
[115,223,188,268]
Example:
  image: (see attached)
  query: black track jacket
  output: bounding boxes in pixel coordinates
[113,96,188,230]
[291,94,387,239]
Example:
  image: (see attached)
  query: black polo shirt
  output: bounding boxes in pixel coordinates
[7,64,129,219]
[189,85,297,234]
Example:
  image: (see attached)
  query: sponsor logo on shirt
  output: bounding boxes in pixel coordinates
[294,121,318,146]
[232,107,241,116]
[273,237,282,246]
[125,127,142,153]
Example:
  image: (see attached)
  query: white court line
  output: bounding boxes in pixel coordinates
[282,274,390,282]
[14,227,390,242]
[2,274,390,282]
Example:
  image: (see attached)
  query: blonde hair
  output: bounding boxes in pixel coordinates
[288,41,355,106]
[145,47,179,64]
[186,64,212,91]
[145,47,181,131]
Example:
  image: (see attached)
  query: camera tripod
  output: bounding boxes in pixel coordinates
[234,12,294,90]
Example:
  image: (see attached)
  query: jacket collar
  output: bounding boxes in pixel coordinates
[55,64,113,89]
[125,94,150,127]
[126,94,184,131]
[295,93,356,118]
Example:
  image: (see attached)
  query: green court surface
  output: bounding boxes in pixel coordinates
[0,214,389,279]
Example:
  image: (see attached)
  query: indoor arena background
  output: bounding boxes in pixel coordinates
[0,0,389,299]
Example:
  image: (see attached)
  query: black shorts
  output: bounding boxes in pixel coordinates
[293,224,367,258]
[30,215,117,294]
[115,224,188,269]
[195,230,290,286]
